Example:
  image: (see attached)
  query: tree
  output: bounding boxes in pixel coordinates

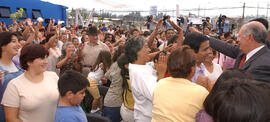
[70,8,76,19]
[10,8,23,21]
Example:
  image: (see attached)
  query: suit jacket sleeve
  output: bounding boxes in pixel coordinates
[209,37,241,59]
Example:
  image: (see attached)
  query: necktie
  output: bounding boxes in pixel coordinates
[238,55,246,68]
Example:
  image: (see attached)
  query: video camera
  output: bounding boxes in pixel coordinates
[163,15,169,22]
[163,15,170,26]
[202,19,207,28]
[217,14,223,35]
[176,17,185,26]
[147,15,152,22]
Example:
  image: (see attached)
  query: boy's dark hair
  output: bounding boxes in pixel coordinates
[183,32,209,53]
[58,70,90,96]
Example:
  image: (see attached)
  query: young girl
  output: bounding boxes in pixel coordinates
[86,51,112,113]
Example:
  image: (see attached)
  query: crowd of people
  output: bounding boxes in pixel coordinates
[0,14,270,122]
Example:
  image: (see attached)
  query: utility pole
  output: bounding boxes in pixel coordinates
[198,5,200,17]
[242,2,245,21]
[267,2,269,19]
[257,4,259,18]
[204,6,206,17]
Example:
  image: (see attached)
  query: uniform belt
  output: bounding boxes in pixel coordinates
[83,65,92,68]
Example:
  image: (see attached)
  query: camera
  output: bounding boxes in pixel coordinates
[202,19,207,28]
[147,16,152,22]
[163,15,169,26]
[217,14,223,35]
[163,15,169,22]
[177,17,184,26]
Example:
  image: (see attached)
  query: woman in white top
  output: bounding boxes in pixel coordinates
[0,32,23,122]
[2,44,59,122]
[203,49,223,82]
[41,33,61,74]
[124,36,167,122]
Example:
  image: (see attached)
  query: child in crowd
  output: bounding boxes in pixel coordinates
[54,70,90,122]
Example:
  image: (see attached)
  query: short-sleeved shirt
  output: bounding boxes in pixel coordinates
[54,105,87,122]
[128,63,157,122]
[104,62,123,107]
[81,41,109,66]
[1,71,59,122]
[47,48,61,73]
[152,77,209,122]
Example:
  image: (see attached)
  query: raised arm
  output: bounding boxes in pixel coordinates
[147,19,163,48]
[45,29,59,50]
[209,37,241,58]
[167,19,184,48]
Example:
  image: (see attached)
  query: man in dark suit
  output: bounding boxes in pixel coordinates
[209,21,270,82]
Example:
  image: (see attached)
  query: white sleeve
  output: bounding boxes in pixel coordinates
[143,74,157,98]
[52,72,59,82]
[88,68,104,82]
[134,71,157,101]
[1,81,20,107]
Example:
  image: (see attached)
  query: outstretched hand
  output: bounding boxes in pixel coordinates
[155,52,168,81]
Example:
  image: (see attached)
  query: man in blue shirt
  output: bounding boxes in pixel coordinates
[222,15,230,33]
[101,23,108,32]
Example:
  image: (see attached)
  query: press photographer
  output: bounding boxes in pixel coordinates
[144,15,157,32]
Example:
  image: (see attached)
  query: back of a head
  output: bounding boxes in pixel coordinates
[58,70,90,97]
[250,18,269,30]
[93,50,112,71]
[143,31,151,37]
[167,46,196,78]
[117,54,129,71]
[211,78,270,122]
[124,36,146,63]
[244,21,268,44]
[41,33,55,45]
[183,32,209,53]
